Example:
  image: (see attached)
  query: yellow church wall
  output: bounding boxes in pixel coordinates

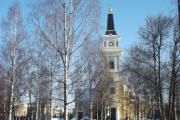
[107,79,137,120]
[102,51,122,57]
[106,78,151,120]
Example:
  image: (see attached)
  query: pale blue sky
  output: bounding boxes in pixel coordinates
[100,0,177,52]
[0,0,178,53]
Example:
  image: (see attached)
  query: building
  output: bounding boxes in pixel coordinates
[75,88,96,120]
[75,8,150,120]
[14,102,28,117]
[102,8,149,120]
[13,102,63,119]
[102,8,122,120]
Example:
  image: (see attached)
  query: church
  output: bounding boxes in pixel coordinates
[102,8,131,120]
[101,8,149,120]
[75,8,149,120]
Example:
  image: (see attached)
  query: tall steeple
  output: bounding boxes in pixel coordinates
[105,8,117,35]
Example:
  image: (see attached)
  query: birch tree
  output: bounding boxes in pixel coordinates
[1,3,28,120]
[82,39,102,120]
[30,0,100,119]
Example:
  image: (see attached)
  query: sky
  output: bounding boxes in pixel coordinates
[0,0,178,107]
[0,0,178,53]
[100,0,177,53]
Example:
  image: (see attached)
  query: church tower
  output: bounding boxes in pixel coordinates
[101,8,149,120]
[102,8,122,80]
[102,8,122,120]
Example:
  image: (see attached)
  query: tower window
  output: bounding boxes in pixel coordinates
[116,41,118,47]
[110,87,115,95]
[109,61,114,69]
[104,42,106,47]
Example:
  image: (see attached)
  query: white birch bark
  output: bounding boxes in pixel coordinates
[63,0,68,120]
[35,84,39,120]
[35,84,40,120]
[8,12,17,120]
[49,31,53,120]
[36,48,41,120]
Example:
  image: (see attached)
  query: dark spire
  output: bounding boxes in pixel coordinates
[105,8,117,35]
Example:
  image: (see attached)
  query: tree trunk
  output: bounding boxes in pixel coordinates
[36,91,39,120]
[28,69,32,119]
[168,29,179,120]
[89,61,93,120]
[137,96,139,120]
[36,57,40,120]
[96,94,99,120]
[8,75,15,120]
[8,13,17,120]
[50,34,53,120]
[63,0,68,120]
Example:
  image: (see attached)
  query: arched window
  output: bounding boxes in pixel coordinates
[104,42,106,47]
[116,41,118,47]
[110,87,115,95]
[109,61,114,69]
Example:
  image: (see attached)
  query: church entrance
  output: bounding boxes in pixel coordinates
[111,108,116,120]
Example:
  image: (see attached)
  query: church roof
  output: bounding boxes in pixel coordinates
[105,9,117,35]
[75,88,96,102]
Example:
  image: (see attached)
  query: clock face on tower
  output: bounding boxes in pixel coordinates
[109,42,114,46]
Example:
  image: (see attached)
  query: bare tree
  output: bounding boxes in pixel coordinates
[1,3,28,120]
[122,15,179,120]
[30,0,100,119]
[168,19,180,120]
[122,47,155,120]
[89,49,113,120]
[137,15,173,120]
[81,39,99,120]
[95,65,113,120]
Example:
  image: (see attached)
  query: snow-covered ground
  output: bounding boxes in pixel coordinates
[51,118,60,120]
